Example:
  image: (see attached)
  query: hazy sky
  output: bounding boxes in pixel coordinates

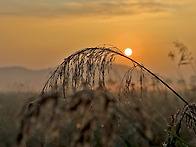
[0,0,196,77]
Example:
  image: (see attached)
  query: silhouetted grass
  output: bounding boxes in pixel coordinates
[14,45,196,146]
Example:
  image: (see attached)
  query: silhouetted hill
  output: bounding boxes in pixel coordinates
[0,66,54,92]
[0,64,131,92]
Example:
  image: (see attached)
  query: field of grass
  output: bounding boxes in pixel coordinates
[0,46,195,147]
[0,88,195,147]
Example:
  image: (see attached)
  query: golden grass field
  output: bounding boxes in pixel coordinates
[0,45,196,147]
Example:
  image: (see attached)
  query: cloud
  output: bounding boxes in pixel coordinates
[0,0,187,18]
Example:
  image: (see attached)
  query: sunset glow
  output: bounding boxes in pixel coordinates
[0,1,196,144]
[0,0,195,76]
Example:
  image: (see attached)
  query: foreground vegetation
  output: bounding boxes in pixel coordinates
[0,89,195,147]
[1,45,195,147]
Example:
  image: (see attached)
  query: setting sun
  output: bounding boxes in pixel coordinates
[124,48,132,56]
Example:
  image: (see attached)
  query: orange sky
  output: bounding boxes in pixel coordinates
[0,0,196,78]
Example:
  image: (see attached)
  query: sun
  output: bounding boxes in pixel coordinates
[124,48,132,56]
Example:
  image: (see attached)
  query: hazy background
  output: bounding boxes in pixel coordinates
[0,0,196,91]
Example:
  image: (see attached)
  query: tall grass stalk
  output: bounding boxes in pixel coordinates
[42,46,189,105]
[17,45,195,146]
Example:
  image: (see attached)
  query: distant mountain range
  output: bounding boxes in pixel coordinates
[0,64,131,92]
[0,66,54,92]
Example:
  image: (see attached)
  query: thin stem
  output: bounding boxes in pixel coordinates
[42,47,189,106]
[101,48,189,106]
